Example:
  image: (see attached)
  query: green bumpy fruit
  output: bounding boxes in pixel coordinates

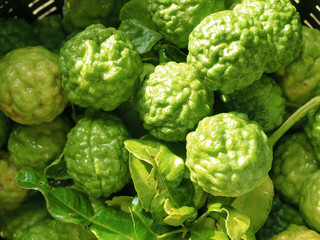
[271,224,320,240]
[0,18,38,56]
[273,26,320,106]
[63,110,131,198]
[304,106,320,160]
[7,116,72,173]
[62,0,116,33]
[271,132,320,205]
[233,0,302,73]
[299,170,320,232]
[15,218,97,240]
[145,0,225,48]
[187,10,268,94]
[221,74,286,133]
[0,152,28,215]
[0,46,68,125]
[0,195,50,240]
[59,24,143,111]
[33,15,66,53]
[186,112,272,197]
[136,62,214,142]
[0,111,11,147]
[256,197,306,240]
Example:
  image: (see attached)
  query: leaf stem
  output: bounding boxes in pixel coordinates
[269,95,320,147]
[157,228,185,239]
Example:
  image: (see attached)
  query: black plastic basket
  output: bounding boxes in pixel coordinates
[1,0,320,30]
[0,0,63,22]
[292,0,320,29]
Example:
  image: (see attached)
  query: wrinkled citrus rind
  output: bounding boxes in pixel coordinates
[233,0,302,73]
[0,46,68,125]
[63,110,131,198]
[270,224,320,240]
[33,15,66,53]
[271,132,320,205]
[0,195,50,240]
[299,170,320,232]
[137,62,214,142]
[0,152,28,215]
[59,24,143,112]
[0,18,38,56]
[7,116,72,173]
[146,0,225,48]
[256,197,306,239]
[186,112,272,197]
[304,106,320,161]
[221,74,286,132]
[62,0,115,33]
[187,10,268,94]
[273,26,320,106]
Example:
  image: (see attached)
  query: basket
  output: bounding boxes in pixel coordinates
[0,0,63,22]
[0,0,320,30]
[292,0,320,29]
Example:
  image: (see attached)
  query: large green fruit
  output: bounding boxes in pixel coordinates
[0,152,28,215]
[63,110,131,198]
[8,116,72,173]
[136,62,214,142]
[59,24,143,111]
[186,112,272,197]
[0,46,68,125]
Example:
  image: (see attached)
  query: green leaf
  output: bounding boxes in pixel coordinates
[189,228,229,240]
[125,138,185,211]
[90,206,136,240]
[206,203,251,240]
[106,196,134,214]
[119,19,162,55]
[16,168,93,226]
[16,169,155,239]
[231,176,274,233]
[129,197,173,240]
[163,198,198,227]
[44,153,70,180]
[119,0,162,54]
[128,154,157,211]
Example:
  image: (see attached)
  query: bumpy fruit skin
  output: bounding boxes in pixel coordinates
[299,170,320,232]
[270,224,320,240]
[59,24,143,111]
[0,195,50,240]
[15,218,97,240]
[233,0,302,73]
[136,62,214,142]
[62,0,115,33]
[7,116,72,173]
[186,112,272,197]
[304,106,320,160]
[273,26,320,106]
[145,0,225,48]
[221,74,286,133]
[33,15,66,53]
[256,197,305,240]
[0,46,68,125]
[187,10,268,94]
[0,18,38,56]
[63,110,131,198]
[0,111,11,147]
[271,132,320,205]
[0,152,28,215]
